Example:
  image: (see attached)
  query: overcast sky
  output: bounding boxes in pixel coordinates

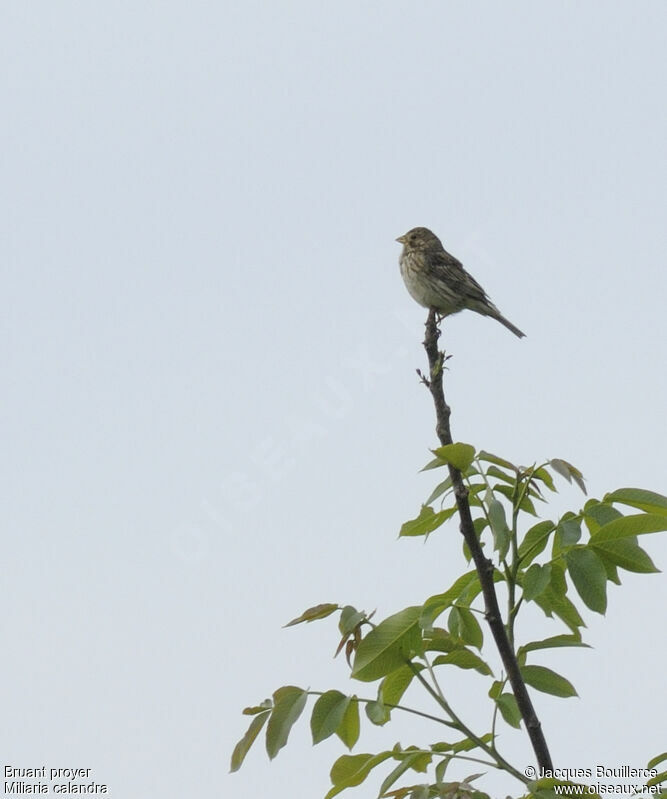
[2,2,666,798]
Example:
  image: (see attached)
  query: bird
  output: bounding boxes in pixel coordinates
[396,226,525,338]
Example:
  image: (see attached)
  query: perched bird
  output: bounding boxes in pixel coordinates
[396,226,525,338]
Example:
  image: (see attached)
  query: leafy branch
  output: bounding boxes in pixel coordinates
[230,311,667,799]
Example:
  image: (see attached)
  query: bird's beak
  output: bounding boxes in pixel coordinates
[396,235,406,244]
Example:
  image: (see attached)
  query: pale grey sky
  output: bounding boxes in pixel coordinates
[2,2,666,798]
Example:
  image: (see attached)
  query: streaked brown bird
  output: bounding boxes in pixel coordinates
[396,226,525,338]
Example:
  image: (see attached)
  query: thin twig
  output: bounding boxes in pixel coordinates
[407,661,527,782]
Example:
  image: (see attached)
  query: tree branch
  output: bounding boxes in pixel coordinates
[421,309,553,773]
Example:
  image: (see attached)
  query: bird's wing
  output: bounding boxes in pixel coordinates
[430,249,490,303]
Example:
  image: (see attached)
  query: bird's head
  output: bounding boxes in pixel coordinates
[396,227,442,251]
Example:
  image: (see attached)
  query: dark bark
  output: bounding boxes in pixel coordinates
[421,309,553,773]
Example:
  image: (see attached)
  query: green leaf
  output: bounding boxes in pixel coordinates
[311,691,350,744]
[365,699,390,725]
[590,538,659,573]
[456,607,483,650]
[647,771,667,789]
[518,520,556,565]
[380,665,414,706]
[532,466,556,492]
[265,686,308,759]
[530,594,549,620]
[518,635,588,657]
[487,494,510,560]
[549,458,587,494]
[548,593,586,633]
[591,513,667,542]
[400,505,457,537]
[520,665,577,697]
[447,606,461,638]
[401,748,432,772]
[496,692,522,728]
[583,500,622,534]
[424,629,465,654]
[478,451,517,471]
[435,755,452,784]
[594,548,622,584]
[339,606,366,635]
[522,563,552,601]
[451,733,493,753]
[433,648,493,676]
[421,455,445,471]
[557,516,582,546]
[565,548,608,613]
[351,607,422,682]
[495,483,539,516]
[284,603,339,627]
[605,487,667,516]
[647,752,667,770]
[488,680,503,699]
[335,697,360,750]
[421,571,479,628]
[379,750,432,797]
[547,562,567,598]
[326,752,392,799]
[425,477,452,505]
[486,465,515,484]
[432,741,455,753]
[432,442,476,471]
[535,566,586,631]
[241,699,272,715]
[230,709,270,772]
[466,483,486,507]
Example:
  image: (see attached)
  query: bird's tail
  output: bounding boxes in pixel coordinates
[492,311,526,339]
[470,298,526,338]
